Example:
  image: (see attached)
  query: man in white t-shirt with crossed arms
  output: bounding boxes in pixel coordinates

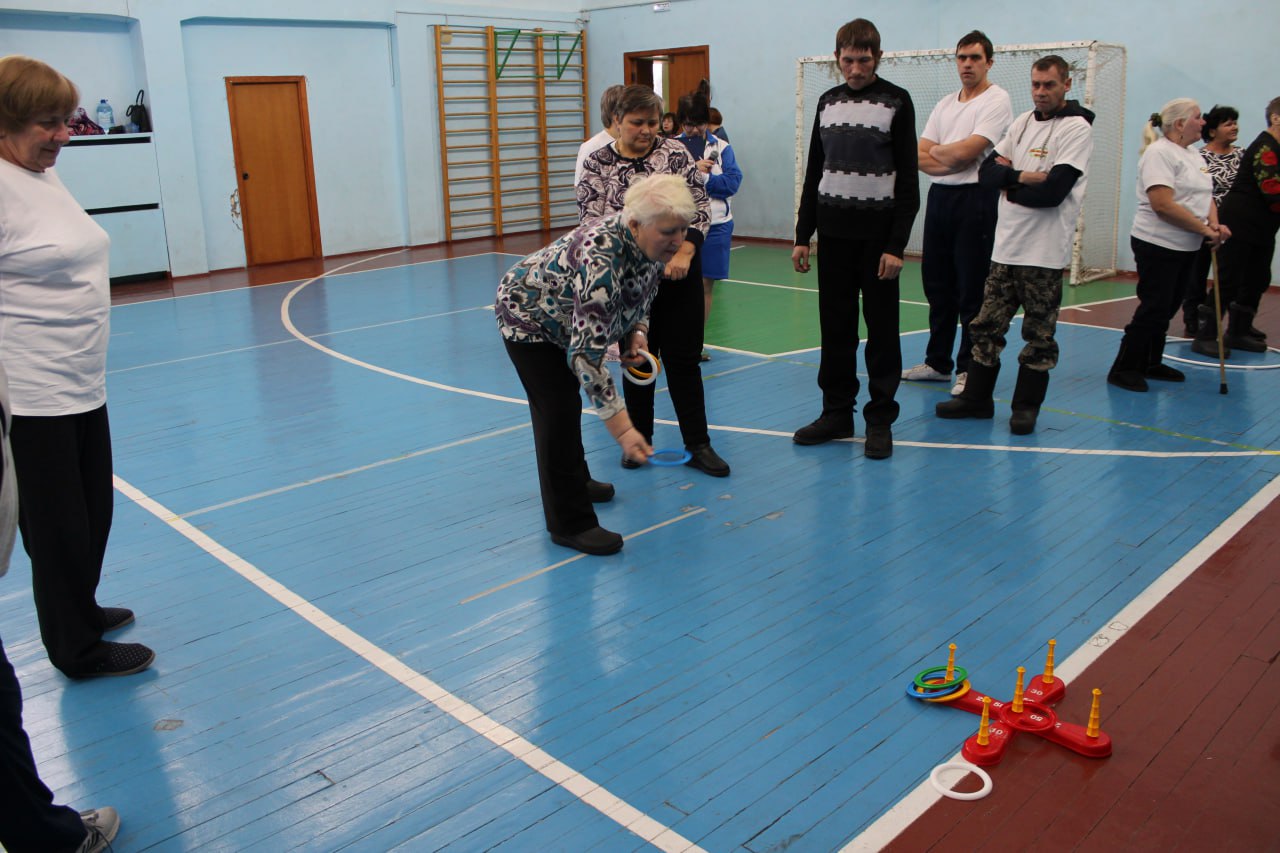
[936,54,1094,435]
[906,30,1012,397]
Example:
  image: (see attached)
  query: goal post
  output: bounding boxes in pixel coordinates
[796,41,1127,285]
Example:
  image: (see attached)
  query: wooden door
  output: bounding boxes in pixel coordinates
[623,45,709,110]
[226,77,322,265]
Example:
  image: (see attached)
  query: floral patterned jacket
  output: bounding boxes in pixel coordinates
[1219,130,1280,243]
[496,214,664,419]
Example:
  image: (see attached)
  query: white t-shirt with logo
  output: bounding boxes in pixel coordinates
[1130,136,1213,252]
[922,84,1014,186]
[991,110,1093,269]
[0,159,111,416]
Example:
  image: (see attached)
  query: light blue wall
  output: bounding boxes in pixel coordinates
[582,0,1279,277]
[5,0,1275,277]
[3,1,581,275]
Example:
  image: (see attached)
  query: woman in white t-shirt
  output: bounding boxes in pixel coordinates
[1107,99,1230,392]
[0,55,153,679]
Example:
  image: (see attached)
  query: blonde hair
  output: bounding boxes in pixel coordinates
[622,174,695,226]
[1141,98,1199,155]
[0,55,78,133]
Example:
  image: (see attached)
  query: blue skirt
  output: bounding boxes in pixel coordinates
[702,220,734,281]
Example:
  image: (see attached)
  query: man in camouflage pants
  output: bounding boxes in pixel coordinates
[936,55,1094,435]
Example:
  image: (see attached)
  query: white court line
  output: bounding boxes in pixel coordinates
[843,469,1280,852]
[461,508,707,604]
[181,422,532,519]
[677,423,1277,458]
[719,277,931,307]
[113,474,708,853]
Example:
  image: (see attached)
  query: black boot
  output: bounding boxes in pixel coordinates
[1145,338,1185,382]
[1181,302,1200,337]
[936,360,999,419]
[1226,303,1267,353]
[1107,339,1148,392]
[1190,304,1229,358]
[1009,365,1049,435]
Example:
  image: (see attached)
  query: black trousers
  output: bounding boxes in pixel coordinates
[1217,233,1277,312]
[10,406,114,677]
[920,182,999,375]
[503,339,599,537]
[1122,236,1196,350]
[1183,243,1214,316]
[622,249,709,447]
[0,633,87,852]
[815,236,902,426]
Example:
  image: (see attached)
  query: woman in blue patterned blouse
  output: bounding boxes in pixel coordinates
[497,175,695,556]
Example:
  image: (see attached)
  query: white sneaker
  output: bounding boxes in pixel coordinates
[951,372,967,396]
[76,807,120,853]
[902,363,950,382]
[605,343,621,363]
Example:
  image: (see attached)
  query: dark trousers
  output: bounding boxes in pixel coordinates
[920,182,999,375]
[815,236,902,426]
[10,406,114,677]
[622,251,709,446]
[0,634,87,852]
[503,339,599,537]
[1183,243,1214,316]
[1217,233,1277,312]
[1122,236,1196,349]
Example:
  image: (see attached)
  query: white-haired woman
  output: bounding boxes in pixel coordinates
[497,175,695,555]
[1108,99,1230,392]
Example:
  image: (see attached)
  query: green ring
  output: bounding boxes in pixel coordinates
[913,665,968,690]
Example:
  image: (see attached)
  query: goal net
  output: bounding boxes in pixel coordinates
[796,42,1127,285]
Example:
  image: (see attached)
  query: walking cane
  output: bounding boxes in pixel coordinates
[1210,248,1228,395]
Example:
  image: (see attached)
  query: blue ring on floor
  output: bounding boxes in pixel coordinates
[650,448,692,466]
[905,678,965,700]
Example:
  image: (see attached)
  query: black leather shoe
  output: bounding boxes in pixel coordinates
[793,413,854,445]
[72,642,155,679]
[586,479,615,502]
[864,425,893,459]
[102,607,135,633]
[620,453,642,470]
[550,526,624,555]
[685,443,730,477]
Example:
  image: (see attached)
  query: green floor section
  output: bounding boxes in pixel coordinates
[706,244,1138,356]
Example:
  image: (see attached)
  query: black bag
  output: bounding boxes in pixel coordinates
[126,90,152,133]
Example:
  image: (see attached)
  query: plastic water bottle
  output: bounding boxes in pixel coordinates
[96,99,114,129]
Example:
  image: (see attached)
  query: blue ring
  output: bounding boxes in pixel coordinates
[906,678,964,700]
[649,448,692,467]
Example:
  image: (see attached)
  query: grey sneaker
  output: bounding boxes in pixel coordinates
[902,363,950,382]
[76,807,119,853]
[950,372,967,396]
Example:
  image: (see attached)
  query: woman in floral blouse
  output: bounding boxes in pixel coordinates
[1194,96,1280,356]
[577,85,730,479]
[497,175,695,556]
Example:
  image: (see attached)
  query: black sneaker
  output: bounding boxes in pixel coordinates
[792,413,854,445]
[586,479,615,502]
[864,425,893,459]
[550,526,624,556]
[73,642,155,679]
[685,443,730,477]
[76,807,120,853]
[102,607,135,633]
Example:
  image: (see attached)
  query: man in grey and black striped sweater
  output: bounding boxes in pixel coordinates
[792,17,919,459]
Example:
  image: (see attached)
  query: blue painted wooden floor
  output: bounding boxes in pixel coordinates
[4,251,1279,851]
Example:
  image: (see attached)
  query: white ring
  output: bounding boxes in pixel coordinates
[622,349,660,386]
[929,761,993,801]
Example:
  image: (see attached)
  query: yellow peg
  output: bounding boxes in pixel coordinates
[1012,666,1026,713]
[977,696,993,746]
[945,643,957,681]
[1086,688,1103,738]
[1043,639,1057,684]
